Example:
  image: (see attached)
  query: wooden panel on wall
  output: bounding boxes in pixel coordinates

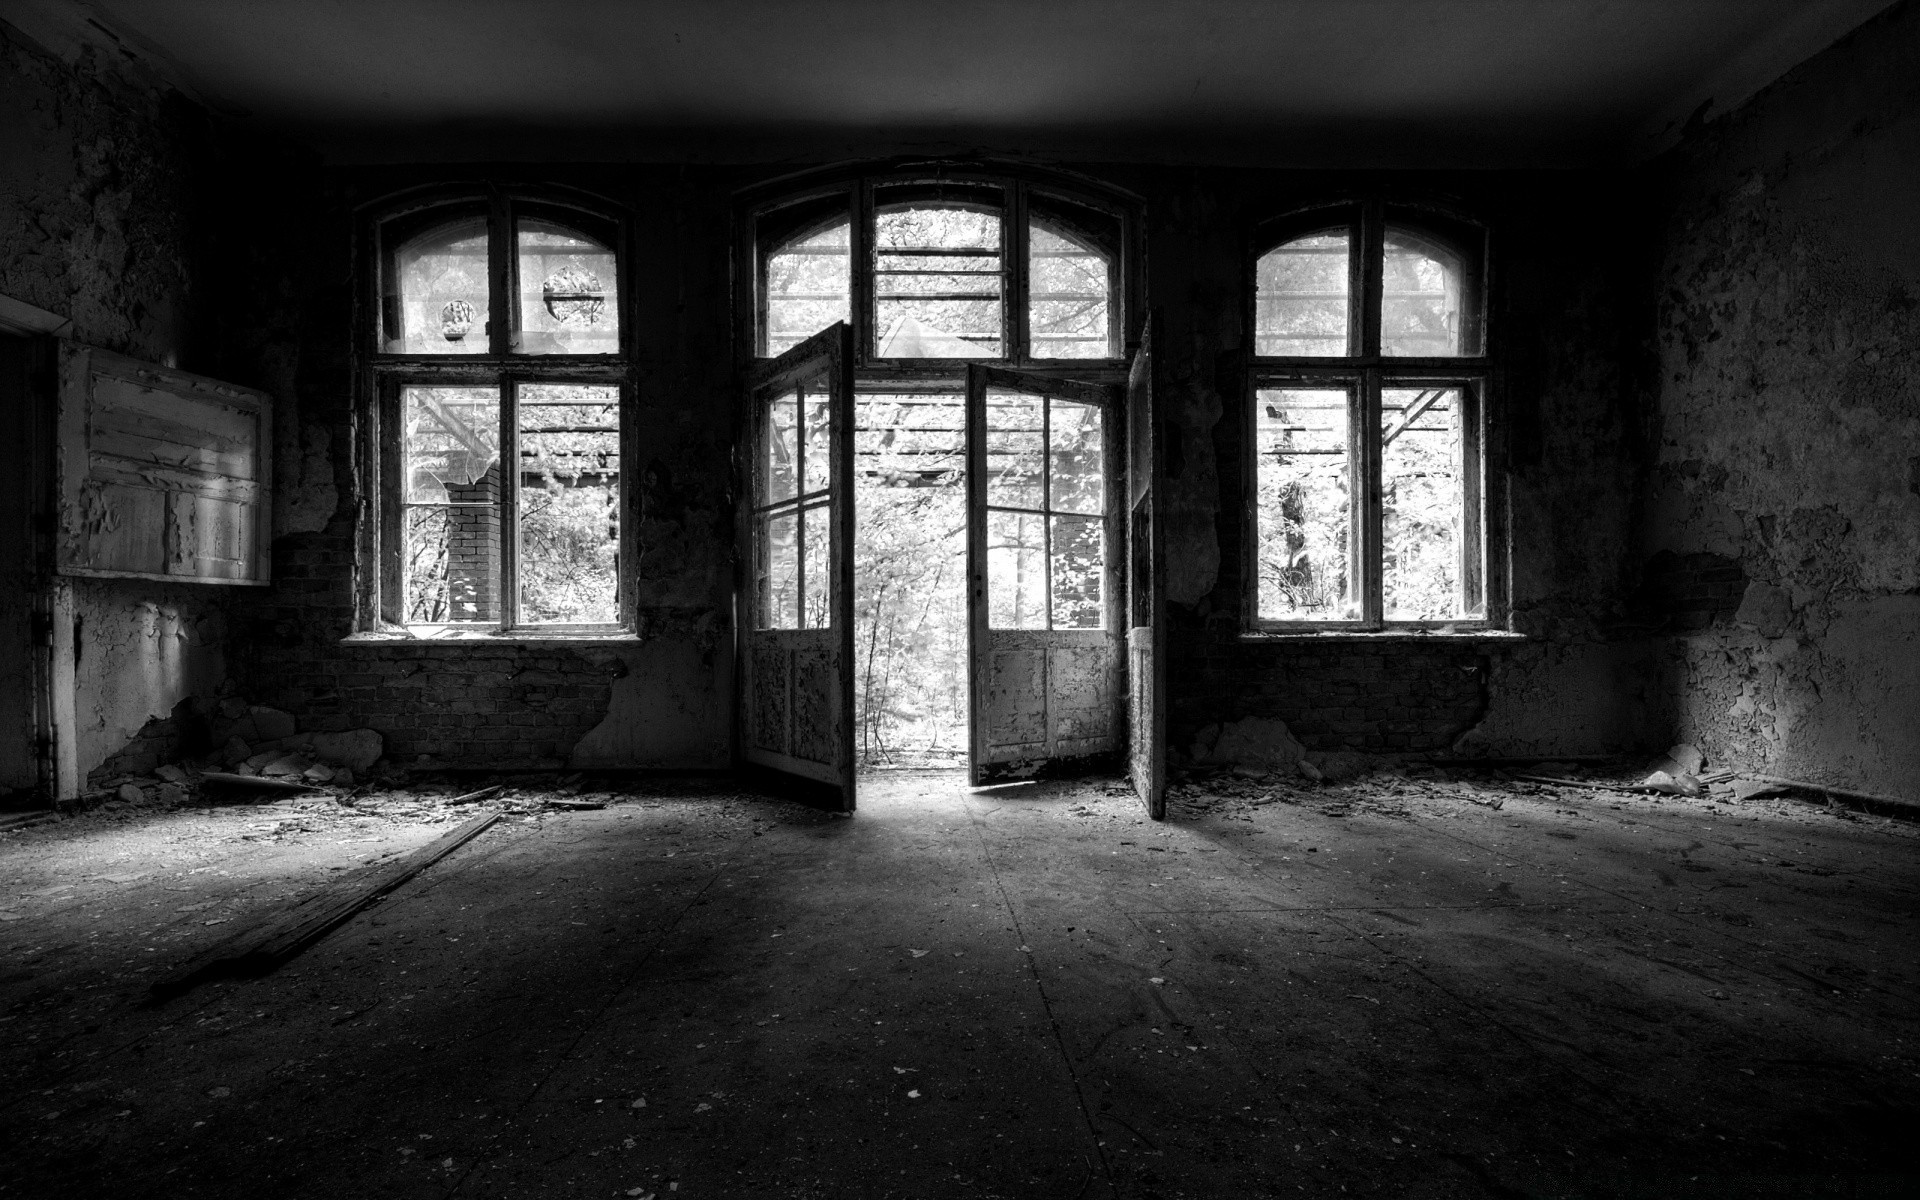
[55,343,272,586]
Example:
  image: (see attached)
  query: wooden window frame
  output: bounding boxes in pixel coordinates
[355,187,636,639]
[1245,200,1505,635]
[738,165,1141,377]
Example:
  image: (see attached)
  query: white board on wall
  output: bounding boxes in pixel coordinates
[55,343,273,586]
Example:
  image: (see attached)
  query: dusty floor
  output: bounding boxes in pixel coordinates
[1,768,1916,1199]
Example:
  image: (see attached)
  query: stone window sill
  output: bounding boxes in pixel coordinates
[341,630,647,647]
[1239,628,1529,644]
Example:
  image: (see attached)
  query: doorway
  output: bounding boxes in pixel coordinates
[852,389,969,769]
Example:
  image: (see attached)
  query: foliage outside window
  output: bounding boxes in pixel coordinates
[1250,204,1490,630]
[369,193,629,634]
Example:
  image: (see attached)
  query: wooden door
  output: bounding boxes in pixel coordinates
[965,365,1121,785]
[739,323,856,809]
[1125,322,1167,818]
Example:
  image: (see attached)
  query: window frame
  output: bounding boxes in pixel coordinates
[1244,199,1505,635]
[739,165,1140,372]
[356,186,636,639]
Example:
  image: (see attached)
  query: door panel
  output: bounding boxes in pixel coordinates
[739,323,855,809]
[966,366,1120,784]
[1126,321,1167,818]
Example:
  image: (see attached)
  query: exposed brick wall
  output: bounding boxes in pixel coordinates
[443,464,501,623]
[1638,550,1747,631]
[1167,629,1490,755]
[234,520,617,769]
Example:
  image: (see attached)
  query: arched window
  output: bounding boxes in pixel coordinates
[748,170,1131,365]
[1249,204,1492,629]
[364,191,630,636]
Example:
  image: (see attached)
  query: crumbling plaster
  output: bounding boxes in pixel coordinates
[1643,1,1920,796]
[1,19,243,786]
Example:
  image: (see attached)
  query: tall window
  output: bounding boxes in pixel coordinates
[1249,204,1490,629]
[751,175,1127,365]
[368,193,629,634]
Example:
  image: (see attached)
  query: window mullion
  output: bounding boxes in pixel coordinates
[853,183,875,365]
[501,378,520,632]
[1041,394,1052,630]
[1358,371,1384,628]
[1009,183,1029,365]
[1358,202,1384,359]
[487,191,512,356]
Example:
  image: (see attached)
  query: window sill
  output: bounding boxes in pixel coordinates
[1239,628,1528,644]
[342,629,645,647]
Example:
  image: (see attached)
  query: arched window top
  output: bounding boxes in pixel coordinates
[1252,205,1483,360]
[1255,226,1351,358]
[1381,226,1470,358]
[747,167,1135,364]
[375,191,625,359]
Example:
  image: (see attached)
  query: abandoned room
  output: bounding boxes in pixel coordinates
[1,0,1916,1196]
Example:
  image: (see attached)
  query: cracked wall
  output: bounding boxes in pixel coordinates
[1642,2,1920,795]
[1,19,245,787]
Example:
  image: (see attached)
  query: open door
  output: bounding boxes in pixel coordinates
[738,323,856,810]
[1125,323,1167,818]
[965,365,1121,785]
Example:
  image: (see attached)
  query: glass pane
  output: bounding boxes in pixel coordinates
[1050,514,1103,629]
[760,511,799,630]
[1255,232,1348,357]
[984,389,1043,510]
[1030,222,1110,359]
[801,383,832,497]
[517,219,619,355]
[1382,230,1464,357]
[404,506,499,625]
[765,218,850,357]
[988,510,1046,630]
[803,503,831,629]
[389,217,489,354]
[874,205,1001,358]
[1382,388,1465,619]
[404,386,499,503]
[764,389,798,505]
[518,384,619,623]
[1048,399,1104,516]
[1254,388,1353,621]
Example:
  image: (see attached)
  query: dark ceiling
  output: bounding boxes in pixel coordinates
[6,0,1898,165]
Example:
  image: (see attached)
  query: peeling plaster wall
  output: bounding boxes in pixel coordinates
[1644,2,1920,795]
[1,19,245,786]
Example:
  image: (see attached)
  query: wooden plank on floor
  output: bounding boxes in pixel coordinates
[151,811,501,999]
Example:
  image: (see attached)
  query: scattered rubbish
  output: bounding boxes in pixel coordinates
[155,764,189,785]
[909,949,928,958]
[544,797,605,811]
[1149,977,1165,984]
[116,783,145,804]
[630,1098,646,1109]
[906,1089,921,1098]
[1296,759,1323,781]
[694,1102,712,1113]
[198,772,320,794]
[1641,769,1704,796]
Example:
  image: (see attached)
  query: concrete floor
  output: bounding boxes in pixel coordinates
[1,768,1916,1199]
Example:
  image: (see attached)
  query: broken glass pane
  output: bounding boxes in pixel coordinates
[1050,514,1103,629]
[988,510,1047,630]
[403,387,500,624]
[765,388,799,505]
[1254,387,1353,621]
[765,218,850,356]
[1382,387,1465,619]
[517,220,619,355]
[518,384,619,624]
[803,503,831,629]
[985,389,1043,511]
[1382,230,1464,357]
[760,510,799,630]
[1255,232,1348,357]
[874,205,1001,358]
[1048,400,1104,516]
[389,217,490,355]
[1029,222,1110,359]
[801,382,833,498]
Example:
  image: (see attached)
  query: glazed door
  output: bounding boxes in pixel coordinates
[965,365,1121,785]
[739,323,856,810]
[1125,323,1167,818]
